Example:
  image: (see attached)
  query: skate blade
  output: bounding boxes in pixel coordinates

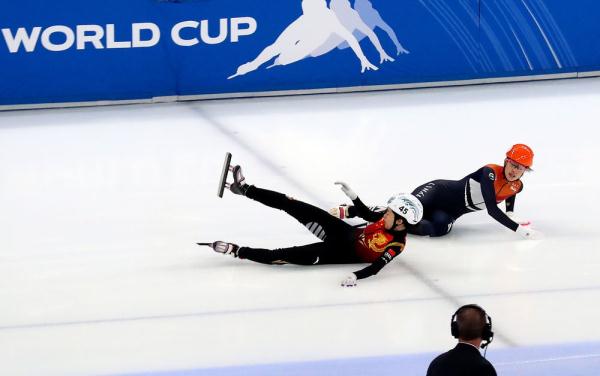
[217,152,232,198]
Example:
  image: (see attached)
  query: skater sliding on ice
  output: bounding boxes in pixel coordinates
[331,144,539,239]
[199,153,423,287]
[228,0,380,79]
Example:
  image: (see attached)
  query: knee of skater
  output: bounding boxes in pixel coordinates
[408,221,434,236]
[432,223,453,237]
[409,220,451,237]
[429,230,448,237]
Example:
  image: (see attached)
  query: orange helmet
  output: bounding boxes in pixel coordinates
[506,144,534,168]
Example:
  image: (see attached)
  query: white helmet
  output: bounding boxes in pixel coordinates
[386,193,423,225]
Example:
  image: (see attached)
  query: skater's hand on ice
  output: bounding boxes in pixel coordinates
[334,181,358,200]
[516,225,541,240]
[506,211,531,226]
[329,205,350,219]
[340,274,357,287]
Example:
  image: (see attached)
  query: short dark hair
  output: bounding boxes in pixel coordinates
[456,306,486,340]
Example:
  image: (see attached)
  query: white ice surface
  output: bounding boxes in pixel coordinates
[2,77,600,375]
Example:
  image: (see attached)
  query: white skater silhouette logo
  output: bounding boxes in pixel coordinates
[228,0,407,79]
[341,0,409,56]
[310,0,395,63]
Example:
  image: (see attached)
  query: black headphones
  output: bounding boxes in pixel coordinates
[450,304,494,349]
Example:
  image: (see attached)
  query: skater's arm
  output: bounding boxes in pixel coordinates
[504,187,532,227]
[353,244,404,280]
[480,167,519,231]
[333,182,383,221]
[504,186,523,213]
[343,203,386,219]
[352,197,385,222]
[505,195,516,213]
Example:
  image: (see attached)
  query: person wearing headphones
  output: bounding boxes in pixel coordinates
[426,304,497,376]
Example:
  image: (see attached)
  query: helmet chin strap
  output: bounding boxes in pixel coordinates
[503,159,510,180]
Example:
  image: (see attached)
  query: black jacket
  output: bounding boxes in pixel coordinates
[426,343,497,376]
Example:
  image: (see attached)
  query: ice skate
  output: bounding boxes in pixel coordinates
[217,152,249,197]
[228,165,248,195]
[197,241,240,257]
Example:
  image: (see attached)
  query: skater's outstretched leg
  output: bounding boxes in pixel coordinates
[246,185,349,228]
[241,242,358,265]
[220,159,352,242]
[239,242,328,265]
[201,241,358,265]
[407,210,454,237]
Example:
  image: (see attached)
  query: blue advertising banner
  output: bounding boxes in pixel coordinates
[0,0,599,108]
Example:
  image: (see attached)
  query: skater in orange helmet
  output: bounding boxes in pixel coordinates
[333,144,538,239]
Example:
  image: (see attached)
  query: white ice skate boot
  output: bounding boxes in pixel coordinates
[197,241,240,257]
[228,165,249,195]
[217,152,250,197]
